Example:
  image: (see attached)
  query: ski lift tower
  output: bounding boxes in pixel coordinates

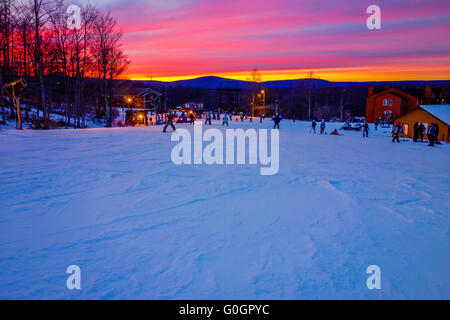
[4,78,27,130]
[218,80,241,113]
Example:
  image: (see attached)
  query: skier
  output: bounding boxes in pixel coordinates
[375,119,378,131]
[293,114,296,123]
[363,121,369,138]
[260,114,264,123]
[427,123,437,146]
[427,124,436,146]
[392,122,402,143]
[310,120,317,133]
[189,112,195,124]
[222,114,229,126]
[320,119,326,134]
[205,111,212,125]
[240,113,244,122]
[273,114,282,129]
[413,122,419,142]
[162,111,176,132]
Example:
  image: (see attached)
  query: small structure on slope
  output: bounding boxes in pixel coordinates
[394,105,450,141]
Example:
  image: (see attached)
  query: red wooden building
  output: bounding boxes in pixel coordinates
[366,85,446,123]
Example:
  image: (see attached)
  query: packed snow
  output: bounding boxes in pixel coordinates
[0,120,449,299]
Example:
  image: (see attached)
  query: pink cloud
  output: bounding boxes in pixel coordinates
[102,0,450,79]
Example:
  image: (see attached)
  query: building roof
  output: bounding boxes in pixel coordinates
[135,88,162,97]
[368,87,418,100]
[420,105,450,125]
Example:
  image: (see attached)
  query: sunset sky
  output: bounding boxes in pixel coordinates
[86,0,450,82]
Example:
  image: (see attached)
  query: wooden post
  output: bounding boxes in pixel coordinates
[12,86,22,130]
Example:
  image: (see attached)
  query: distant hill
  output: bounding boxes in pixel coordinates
[129,76,450,90]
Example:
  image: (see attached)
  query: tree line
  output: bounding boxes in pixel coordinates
[0,0,129,128]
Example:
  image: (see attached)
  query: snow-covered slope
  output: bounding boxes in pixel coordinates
[0,121,449,299]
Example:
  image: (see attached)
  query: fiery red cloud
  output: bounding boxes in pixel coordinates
[91,0,450,81]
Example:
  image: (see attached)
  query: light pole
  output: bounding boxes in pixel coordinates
[125,97,132,126]
[261,90,266,110]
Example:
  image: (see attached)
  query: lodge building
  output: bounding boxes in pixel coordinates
[366,85,446,123]
[394,105,450,142]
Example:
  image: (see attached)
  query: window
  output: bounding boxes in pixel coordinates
[402,124,409,136]
[388,99,393,106]
[383,99,388,106]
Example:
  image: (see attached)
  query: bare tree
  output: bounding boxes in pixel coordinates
[1,0,129,128]
[246,68,263,117]
[93,11,126,127]
[305,71,314,119]
[78,4,98,127]
[29,0,53,121]
[48,0,71,123]
[338,88,349,121]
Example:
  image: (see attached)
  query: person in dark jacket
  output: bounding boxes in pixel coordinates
[273,114,281,129]
[162,111,176,132]
[363,122,369,138]
[434,123,441,144]
[392,122,402,143]
[310,120,317,133]
[413,122,419,142]
[189,113,195,124]
[418,123,425,142]
[320,120,326,134]
[427,124,436,146]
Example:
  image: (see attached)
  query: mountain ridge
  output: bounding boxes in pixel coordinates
[130,76,450,90]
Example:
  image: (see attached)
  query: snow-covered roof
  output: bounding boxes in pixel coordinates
[420,105,450,125]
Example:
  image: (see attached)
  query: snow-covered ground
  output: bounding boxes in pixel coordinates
[0,120,449,299]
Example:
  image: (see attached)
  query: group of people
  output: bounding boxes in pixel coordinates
[391,122,440,146]
[413,122,441,146]
[165,113,442,147]
[162,110,284,132]
[309,120,327,134]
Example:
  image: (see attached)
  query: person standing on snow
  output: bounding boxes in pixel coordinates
[320,119,326,134]
[413,122,419,142]
[418,123,425,142]
[205,111,212,125]
[310,120,317,133]
[392,122,402,143]
[222,114,229,126]
[363,121,369,138]
[375,119,378,131]
[427,123,436,146]
[273,114,282,129]
[434,123,441,144]
[162,111,176,132]
[189,112,195,124]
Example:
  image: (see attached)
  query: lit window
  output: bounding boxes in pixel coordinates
[383,99,388,106]
[402,124,409,136]
[388,99,393,106]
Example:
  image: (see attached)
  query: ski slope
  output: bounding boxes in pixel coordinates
[0,120,449,299]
